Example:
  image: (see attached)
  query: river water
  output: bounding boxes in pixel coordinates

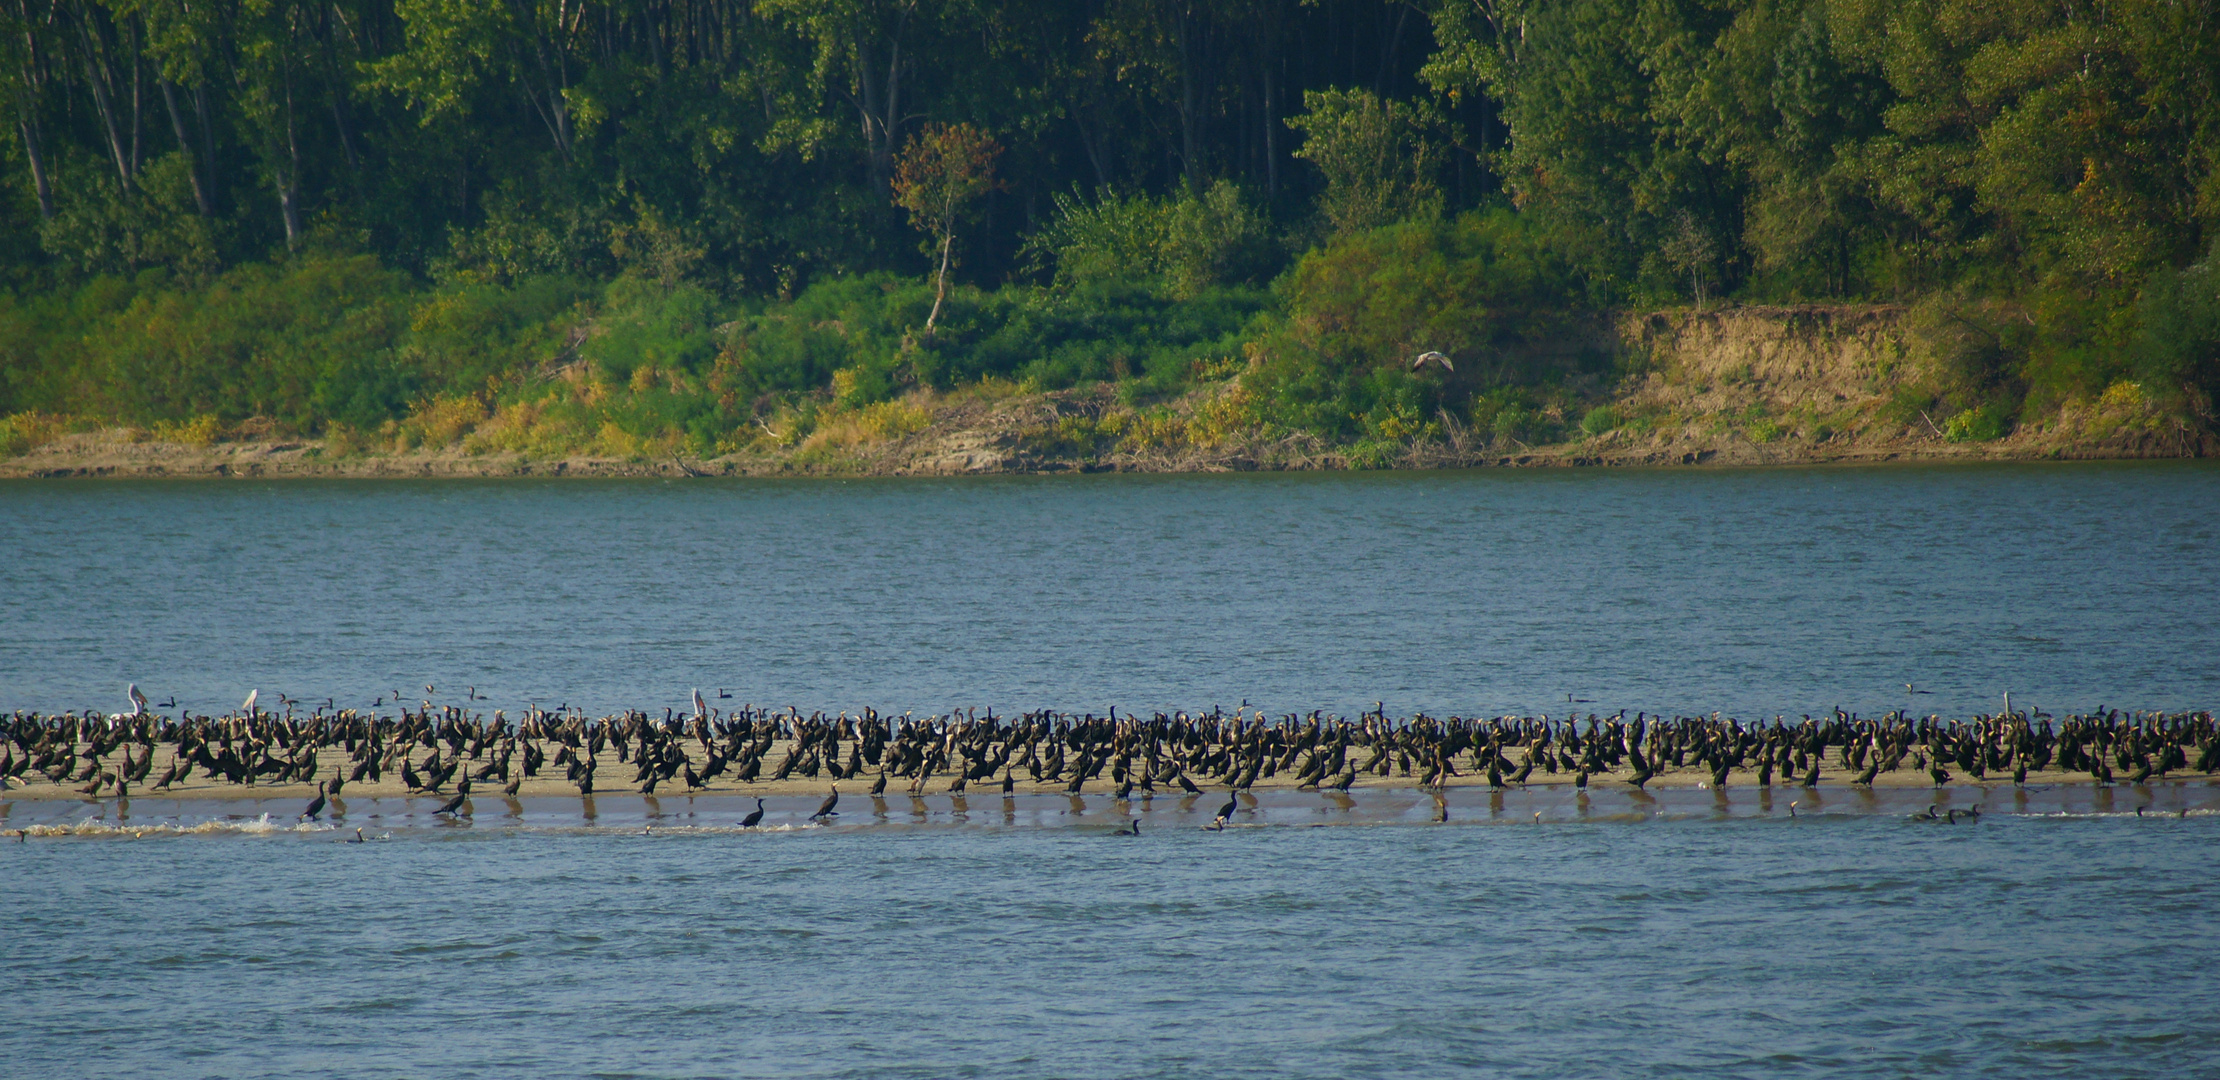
[6,812,2215,1079]
[6,463,2218,1078]
[4,463,2218,719]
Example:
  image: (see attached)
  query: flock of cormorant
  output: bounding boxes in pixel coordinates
[5,690,2215,831]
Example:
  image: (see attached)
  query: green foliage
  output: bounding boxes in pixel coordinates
[1,0,2215,461]
[2134,244,2220,414]
[1942,403,2010,443]
[1422,0,2220,304]
[1286,88,1443,235]
[1243,210,1580,440]
[0,256,415,430]
[720,273,1269,404]
[1025,181,1279,299]
[38,154,221,277]
[0,255,585,433]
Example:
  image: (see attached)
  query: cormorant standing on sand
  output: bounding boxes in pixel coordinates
[300,781,327,822]
[435,778,472,816]
[810,787,839,820]
[1627,755,1655,790]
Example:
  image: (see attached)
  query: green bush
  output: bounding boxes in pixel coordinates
[1025,181,1279,299]
[1579,405,1621,436]
[2134,244,2220,411]
[1243,209,1579,440]
[1942,403,2011,442]
[1286,88,1444,235]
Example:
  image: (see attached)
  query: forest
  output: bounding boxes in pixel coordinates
[2,0,2217,462]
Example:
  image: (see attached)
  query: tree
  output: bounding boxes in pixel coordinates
[1657,209,1716,309]
[1286,86,1442,234]
[891,121,998,332]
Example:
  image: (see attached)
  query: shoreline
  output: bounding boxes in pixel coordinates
[7,778,2212,837]
[3,425,2206,481]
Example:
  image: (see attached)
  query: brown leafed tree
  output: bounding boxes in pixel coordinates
[891,122,1002,333]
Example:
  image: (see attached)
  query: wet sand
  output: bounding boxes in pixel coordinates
[7,768,2215,838]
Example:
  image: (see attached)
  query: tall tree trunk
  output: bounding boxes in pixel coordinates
[509,0,578,161]
[193,84,218,206]
[158,78,213,216]
[278,67,302,246]
[68,6,135,191]
[1171,1,1201,192]
[925,226,951,332]
[853,5,912,193]
[1372,3,1409,97]
[1072,109,1108,190]
[1260,39,1277,199]
[313,4,362,192]
[16,117,52,218]
[13,7,53,219]
[126,14,141,176]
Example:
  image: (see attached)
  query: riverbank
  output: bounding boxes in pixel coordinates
[4,413,2206,481]
[9,304,2210,479]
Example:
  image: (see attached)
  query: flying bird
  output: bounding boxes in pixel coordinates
[1411,350,1454,371]
[242,689,258,714]
[126,684,148,718]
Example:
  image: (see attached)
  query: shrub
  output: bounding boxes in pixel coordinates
[1943,403,2010,442]
[800,398,932,453]
[1579,405,1621,437]
[0,411,71,456]
[1243,210,1579,441]
[2134,245,2220,413]
[1286,88,1444,235]
[1025,181,1278,298]
[151,414,224,446]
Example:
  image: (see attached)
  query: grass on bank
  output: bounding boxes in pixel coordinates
[3,211,2215,464]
